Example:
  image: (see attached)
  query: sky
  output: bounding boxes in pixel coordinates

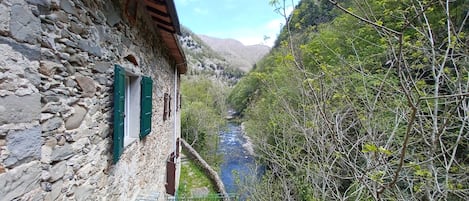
[174,0,298,47]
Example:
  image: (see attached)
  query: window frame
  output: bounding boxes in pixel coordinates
[113,65,153,163]
[123,75,141,147]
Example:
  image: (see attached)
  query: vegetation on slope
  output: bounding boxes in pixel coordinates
[179,26,264,196]
[181,75,229,167]
[230,0,469,200]
[178,151,218,197]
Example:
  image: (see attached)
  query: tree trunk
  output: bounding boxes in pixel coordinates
[180,138,230,201]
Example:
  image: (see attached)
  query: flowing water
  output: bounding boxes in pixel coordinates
[217,122,260,195]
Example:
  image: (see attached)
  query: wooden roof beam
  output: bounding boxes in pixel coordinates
[149,13,172,25]
[156,24,175,33]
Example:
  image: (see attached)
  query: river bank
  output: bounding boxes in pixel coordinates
[240,122,255,156]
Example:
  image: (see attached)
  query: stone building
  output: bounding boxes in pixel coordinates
[0,0,186,200]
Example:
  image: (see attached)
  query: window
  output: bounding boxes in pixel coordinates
[179,93,182,110]
[169,95,172,118]
[163,93,169,121]
[124,75,141,147]
[113,65,153,163]
[176,90,180,112]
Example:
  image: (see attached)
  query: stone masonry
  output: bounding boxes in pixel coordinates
[0,0,182,200]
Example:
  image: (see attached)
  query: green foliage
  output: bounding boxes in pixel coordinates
[227,74,260,114]
[230,0,469,200]
[222,66,245,80]
[181,75,228,165]
[178,153,217,197]
[362,143,393,156]
[273,0,339,47]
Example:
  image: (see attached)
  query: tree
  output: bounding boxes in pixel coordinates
[181,75,229,165]
[234,0,469,200]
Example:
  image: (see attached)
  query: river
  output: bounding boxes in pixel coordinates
[218,122,261,196]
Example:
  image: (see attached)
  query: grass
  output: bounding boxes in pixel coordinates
[177,152,218,197]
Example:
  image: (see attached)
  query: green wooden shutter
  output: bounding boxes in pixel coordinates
[163,93,168,121]
[168,95,172,118]
[140,76,153,139]
[113,65,125,163]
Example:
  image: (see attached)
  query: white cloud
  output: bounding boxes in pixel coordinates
[285,5,295,16]
[193,7,209,15]
[228,5,293,47]
[208,18,285,47]
[256,19,284,46]
[266,18,283,30]
[212,23,280,47]
[237,36,265,46]
[187,0,299,47]
[223,0,237,9]
[176,0,199,6]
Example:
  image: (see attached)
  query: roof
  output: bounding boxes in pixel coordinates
[143,0,187,74]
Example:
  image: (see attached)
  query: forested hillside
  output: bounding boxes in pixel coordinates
[229,0,469,200]
[178,27,267,167]
[178,27,229,166]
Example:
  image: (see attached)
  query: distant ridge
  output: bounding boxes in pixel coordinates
[178,27,245,85]
[198,35,270,72]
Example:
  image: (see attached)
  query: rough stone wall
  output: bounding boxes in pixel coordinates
[0,0,180,200]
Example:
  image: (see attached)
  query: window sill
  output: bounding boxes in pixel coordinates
[124,137,138,148]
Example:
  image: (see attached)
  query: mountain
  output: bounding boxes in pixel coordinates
[198,35,270,72]
[178,27,270,84]
[178,27,243,84]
